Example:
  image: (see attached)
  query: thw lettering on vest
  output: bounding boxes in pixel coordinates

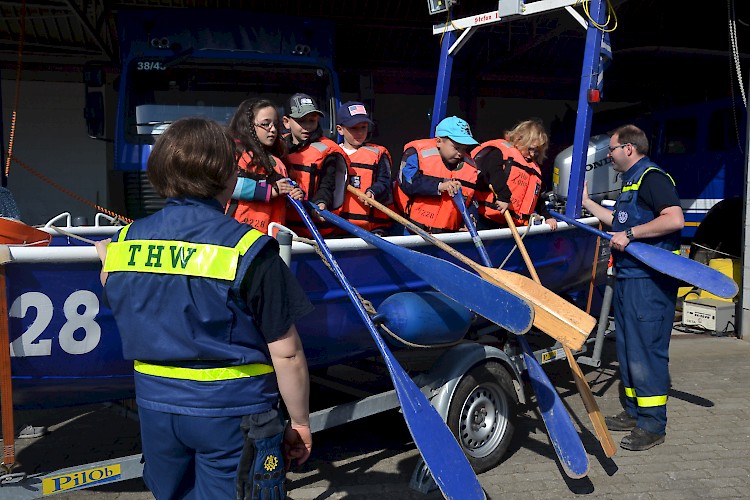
[127,243,197,269]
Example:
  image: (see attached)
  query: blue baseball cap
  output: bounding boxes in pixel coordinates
[337,101,374,127]
[435,116,479,145]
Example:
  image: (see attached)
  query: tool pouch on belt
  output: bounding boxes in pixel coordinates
[235,408,287,500]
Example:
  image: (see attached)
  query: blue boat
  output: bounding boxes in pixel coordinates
[4,216,606,410]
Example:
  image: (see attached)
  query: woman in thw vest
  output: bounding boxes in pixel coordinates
[472,119,558,230]
[226,98,304,234]
[393,116,479,234]
[335,101,394,235]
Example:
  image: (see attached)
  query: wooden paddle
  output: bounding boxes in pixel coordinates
[347,185,595,351]
[288,198,486,499]
[502,210,617,458]
[451,193,590,477]
[549,209,738,299]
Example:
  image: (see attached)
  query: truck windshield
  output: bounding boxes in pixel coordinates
[123,57,335,143]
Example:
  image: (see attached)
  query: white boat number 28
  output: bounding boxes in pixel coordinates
[9,290,102,357]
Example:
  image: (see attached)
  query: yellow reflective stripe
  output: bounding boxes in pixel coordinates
[622,167,676,192]
[235,229,264,255]
[134,361,273,381]
[624,387,637,398]
[103,230,264,280]
[637,395,668,408]
[104,240,239,279]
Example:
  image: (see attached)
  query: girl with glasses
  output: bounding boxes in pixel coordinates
[226,98,304,234]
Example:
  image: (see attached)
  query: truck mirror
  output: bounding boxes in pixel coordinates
[84,91,105,138]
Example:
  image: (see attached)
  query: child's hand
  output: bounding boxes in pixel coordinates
[438,180,462,196]
[362,189,375,207]
[273,179,294,197]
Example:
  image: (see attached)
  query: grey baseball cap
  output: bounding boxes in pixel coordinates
[287,93,324,119]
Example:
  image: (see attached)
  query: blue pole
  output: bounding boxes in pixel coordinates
[566,0,606,217]
[430,29,456,137]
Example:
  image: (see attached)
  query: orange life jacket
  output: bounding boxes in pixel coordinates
[472,139,542,226]
[284,136,349,237]
[227,151,288,234]
[339,144,393,231]
[394,138,477,233]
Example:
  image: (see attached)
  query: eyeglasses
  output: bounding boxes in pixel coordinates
[254,121,277,131]
[608,143,629,153]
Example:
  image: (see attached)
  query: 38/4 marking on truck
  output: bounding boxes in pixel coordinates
[9,290,102,356]
[136,60,166,71]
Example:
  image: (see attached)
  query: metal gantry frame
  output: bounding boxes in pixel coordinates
[429,0,607,217]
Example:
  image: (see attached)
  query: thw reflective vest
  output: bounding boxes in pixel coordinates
[284,136,349,236]
[103,197,278,417]
[227,150,289,233]
[394,139,478,232]
[612,159,681,278]
[339,144,393,231]
[472,140,542,226]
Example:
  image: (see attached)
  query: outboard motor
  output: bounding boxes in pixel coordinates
[553,134,621,205]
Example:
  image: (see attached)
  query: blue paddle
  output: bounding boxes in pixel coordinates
[288,198,485,499]
[549,209,738,299]
[452,192,593,476]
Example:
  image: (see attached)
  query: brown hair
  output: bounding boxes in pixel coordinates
[612,124,649,155]
[147,117,236,199]
[507,119,549,163]
[227,98,286,175]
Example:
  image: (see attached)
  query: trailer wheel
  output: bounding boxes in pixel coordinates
[447,362,517,473]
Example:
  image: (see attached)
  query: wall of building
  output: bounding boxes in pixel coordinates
[1,79,109,226]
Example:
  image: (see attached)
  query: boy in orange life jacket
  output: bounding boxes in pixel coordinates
[281,93,349,235]
[393,116,479,234]
[471,119,558,231]
[226,98,304,233]
[335,101,393,236]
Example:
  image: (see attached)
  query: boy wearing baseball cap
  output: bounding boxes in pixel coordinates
[281,93,349,236]
[335,101,393,235]
[393,116,479,233]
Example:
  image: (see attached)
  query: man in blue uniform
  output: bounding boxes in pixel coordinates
[582,124,684,451]
[95,117,313,499]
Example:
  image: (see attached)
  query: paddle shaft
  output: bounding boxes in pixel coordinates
[548,210,738,300]
[453,190,590,477]
[288,197,484,499]
[503,211,617,457]
[348,185,593,350]
[452,191,492,266]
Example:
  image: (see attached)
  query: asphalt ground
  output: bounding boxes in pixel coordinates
[2,327,749,499]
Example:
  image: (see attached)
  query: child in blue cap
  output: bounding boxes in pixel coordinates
[393,116,479,233]
[335,101,393,235]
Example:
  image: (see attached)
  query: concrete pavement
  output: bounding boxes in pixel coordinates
[3,331,749,499]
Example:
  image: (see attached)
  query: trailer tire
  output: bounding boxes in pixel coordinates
[447,361,517,473]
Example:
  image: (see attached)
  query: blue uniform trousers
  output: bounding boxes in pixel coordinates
[139,407,244,500]
[613,275,677,435]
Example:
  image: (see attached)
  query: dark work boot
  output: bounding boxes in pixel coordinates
[620,427,665,451]
[605,410,636,431]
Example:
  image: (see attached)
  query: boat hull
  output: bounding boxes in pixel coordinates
[4,220,606,409]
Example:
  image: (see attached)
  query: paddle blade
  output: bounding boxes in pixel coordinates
[312,204,535,335]
[477,267,595,351]
[628,242,738,299]
[519,338,589,478]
